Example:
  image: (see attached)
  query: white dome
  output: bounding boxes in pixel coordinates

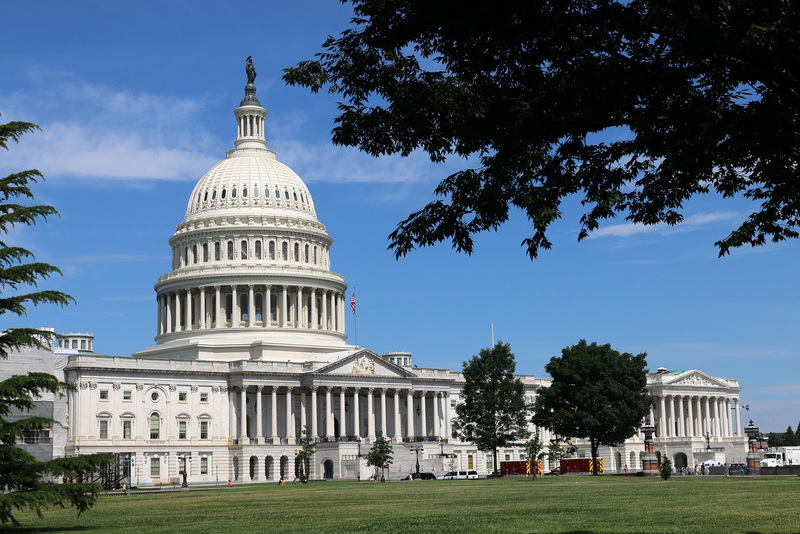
[184,146,317,224]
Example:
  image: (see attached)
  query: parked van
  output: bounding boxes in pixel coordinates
[441,470,479,480]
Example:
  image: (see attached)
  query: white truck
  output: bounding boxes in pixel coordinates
[760,447,800,467]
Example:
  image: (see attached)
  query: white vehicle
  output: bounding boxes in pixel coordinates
[760,447,800,467]
[441,470,479,480]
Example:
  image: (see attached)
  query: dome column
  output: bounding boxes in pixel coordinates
[214,286,222,329]
[295,287,303,328]
[280,286,288,327]
[199,287,206,329]
[230,285,238,328]
[175,291,182,332]
[157,294,164,335]
[185,289,192,330]
[321,290,328,330]
[311,288,318,330]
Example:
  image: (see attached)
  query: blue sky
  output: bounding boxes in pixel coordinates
[1,1,798,433]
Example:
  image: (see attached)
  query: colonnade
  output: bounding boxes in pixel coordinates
[157,284,345,336]
[649,394,741,438]
[232,385,450,444]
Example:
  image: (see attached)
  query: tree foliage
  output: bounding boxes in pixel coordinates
[285,0,800,260]
[451,342,529,475]
[0,117,109,524]
[366,431,393,481]
[296,426,316,482]
[532,340,650,475]
[659,458,673,480]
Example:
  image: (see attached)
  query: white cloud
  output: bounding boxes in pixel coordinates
[590,211,740,239]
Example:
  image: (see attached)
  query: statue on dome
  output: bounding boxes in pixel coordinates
[246,56,257,84]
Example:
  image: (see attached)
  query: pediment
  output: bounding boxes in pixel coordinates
[663,370,727,388]
[314,349,415,378]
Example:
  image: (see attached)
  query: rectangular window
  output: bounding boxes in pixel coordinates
[200,421,208,440]
[150,415,160,439]
[179,392,187,402]
[151,457,160,477]
[123,390,132,401]
[100,390,109,400]
[123,420,132,439]
[200,457,208,475]
[179,457,186,474]
[179,421,187,440]
[99,420,108,439]
[200,392,208,403]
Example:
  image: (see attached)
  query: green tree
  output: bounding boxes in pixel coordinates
[285,1,800,260]
[532,340,650,475]
[0,117,110,525]
[545,440,575,472]
[295,425,316,482]
[451,342,529,475]
[783,425,798,446]
[366,431,393,482]
[522,429,544,479]
[659,458,673,481]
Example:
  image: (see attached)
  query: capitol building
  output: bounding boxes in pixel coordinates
[3,66,749,485]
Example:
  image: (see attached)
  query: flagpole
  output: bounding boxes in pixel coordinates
[351,288,358,348]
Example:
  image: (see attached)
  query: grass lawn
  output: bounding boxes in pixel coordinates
[5,476,800,533]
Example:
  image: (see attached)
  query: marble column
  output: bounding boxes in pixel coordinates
[199,287,206,329]
[300,390,307,433]
[325,387,334,438]
[264,285,271,328]
[353,388,361,438]
[311,386,318,439]
[686,396,694,437]
[175,291,182,332]
[393,390,401,442]
[248,285,255,327]
[420,393,427,438]
[270,386,279,442]
[280,285,288,327]
[214,286,221,329]
[339,388,346,439]
[659,395,667,437]
[677,395,685,437]
[734,398,742,436]
[406,390,414,438]
[367,388,375,440]
[380,389,387,437]
[239,386,247,440]
[311,288,318,330]
[231,285,238,328]
[286,387,294,444]
[255,386,263,443]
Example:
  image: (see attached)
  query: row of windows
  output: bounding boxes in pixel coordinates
[99,390,209,403]
[150,456,210,477]
[195,185,307,205]
[177,240,326,268]
[97,415,209,441]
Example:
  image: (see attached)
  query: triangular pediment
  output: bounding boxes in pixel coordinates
[662,370,727,388]
[314,349,416,378]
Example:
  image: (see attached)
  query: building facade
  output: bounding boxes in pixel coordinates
[4,67,747,485]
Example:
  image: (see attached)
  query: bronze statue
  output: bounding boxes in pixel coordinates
[246,56,257,84]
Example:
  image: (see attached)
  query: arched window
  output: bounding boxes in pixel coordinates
[203,191,208,202]
[264,187,269,198]
[313,246,317,264]
[275,189,280,199]
[304,244,309,263]
[294,243,300,262]
[192,245,198,264]
[293,192,298,201]
[255,293,263,321]
[203,243,209,262]
[184,248,190,266]
[253,185,259,198]
[225,294,233,322]
[284,190,290,200]
[232,187,237,199]
[269,241,275,260]
[255,240,262,260]
[150,413,160,439]
[281,242,288,261]
[196,193,201,205]
[270,293,278,322]
[241,240,248,260]
[242,186,248,198]
[221,188,227,199]
[227,241,234,261]
[214,242,221,261]
[211,189,217,200]
[240,293,248,321]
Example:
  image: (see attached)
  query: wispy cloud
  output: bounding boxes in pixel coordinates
[590,211,740,239]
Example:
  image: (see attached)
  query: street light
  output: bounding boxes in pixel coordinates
[411,446,422,478]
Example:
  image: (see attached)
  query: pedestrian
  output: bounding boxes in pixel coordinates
[279,476,285,486]
[228,479,232,488]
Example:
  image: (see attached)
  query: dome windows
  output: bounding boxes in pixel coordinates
[275,188,280,200]
[232,187,237,199]
[255,240,262,260]
[284,190,290,200]
[204,191,208,202]
[293,192,298,202]
[240,240,248,260]
[227,241,234,261]
[221,188,227,200]
[212,190,217,200]
[242,186,247,198]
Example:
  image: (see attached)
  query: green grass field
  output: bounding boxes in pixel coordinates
[5,476,800,533]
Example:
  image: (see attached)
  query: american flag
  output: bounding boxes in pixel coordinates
[350,293,356,315]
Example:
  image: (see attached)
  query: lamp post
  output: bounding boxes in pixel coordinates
[412,446,422,478]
